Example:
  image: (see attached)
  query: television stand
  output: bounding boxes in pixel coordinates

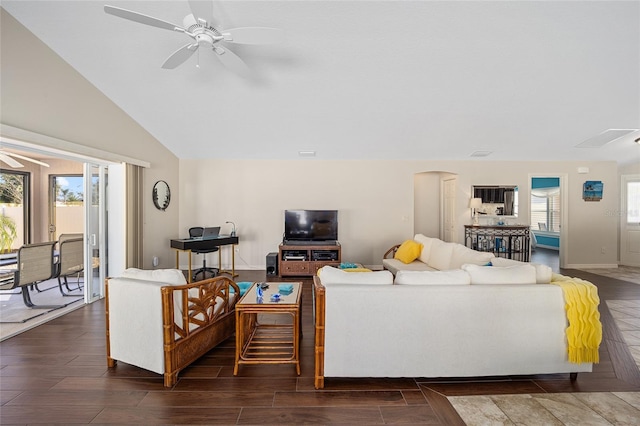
[279,242,341,276]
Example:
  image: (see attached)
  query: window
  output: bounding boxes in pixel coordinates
[0,170,30,250]
[49,174,84,241]
[531,187,560,233]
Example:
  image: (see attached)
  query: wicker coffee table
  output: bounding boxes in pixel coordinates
[234,282,302,375]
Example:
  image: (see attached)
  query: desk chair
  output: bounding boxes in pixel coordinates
[189,227,219,281]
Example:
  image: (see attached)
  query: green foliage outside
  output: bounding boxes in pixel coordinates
[0,173,23,204]
[0,215,17,254]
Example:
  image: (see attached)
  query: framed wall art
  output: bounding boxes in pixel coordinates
[583,180,603,202]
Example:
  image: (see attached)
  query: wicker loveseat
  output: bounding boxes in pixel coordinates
[106,268,240,387]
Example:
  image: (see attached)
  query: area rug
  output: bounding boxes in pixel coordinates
[0,278,83,324]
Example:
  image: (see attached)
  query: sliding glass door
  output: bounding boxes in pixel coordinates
[84,164,107,303]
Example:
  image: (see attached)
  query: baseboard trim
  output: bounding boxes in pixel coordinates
[565,263,619,269]
[534,244,559,251]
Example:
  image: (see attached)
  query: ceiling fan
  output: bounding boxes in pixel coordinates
[0,150,50,168]
[104,1,283,77]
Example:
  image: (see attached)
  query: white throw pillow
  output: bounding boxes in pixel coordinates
[489,258,553,284]
[413,234,436,264]
[532,263,553,284]
[120,268,187,285]
[319,266,393,285]
[462,264,537,284]
[449,244,495,269]
[394,270,471,285]
[427,239,455,270]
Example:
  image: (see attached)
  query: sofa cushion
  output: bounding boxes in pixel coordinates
[449,244,495,269]
[394,240,423,264]
[413,234,436,264]
[427,239,455,270]
[319,266,393,285]
[490,257,553,284]
[120,268,187,285]
[382,258,436,275]
[462,264,537,284]
[394,270,471,285]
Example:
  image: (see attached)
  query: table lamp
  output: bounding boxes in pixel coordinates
[226,221,236,237]
[469,198,482,225]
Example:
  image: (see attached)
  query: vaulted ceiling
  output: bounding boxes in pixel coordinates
[2,1,639,163]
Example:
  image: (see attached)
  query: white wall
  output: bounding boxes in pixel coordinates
[1,10,626,271]
[180,159,619,269]
[1,10,179,269]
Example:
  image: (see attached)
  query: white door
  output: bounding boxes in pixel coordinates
[442,178,456,242]
[621,174,640,267]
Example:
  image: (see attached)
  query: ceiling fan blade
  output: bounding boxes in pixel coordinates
[0,153,23,168]
[222,27,284,45]
[212,46,250,78]
[3,152,50,167]
[104,5,184,32]
[187,0,217,27]
[162,43,199,69]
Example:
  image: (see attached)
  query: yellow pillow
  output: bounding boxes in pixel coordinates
[394,240,423,264]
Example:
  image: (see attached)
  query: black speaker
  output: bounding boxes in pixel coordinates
[266,252,278,276]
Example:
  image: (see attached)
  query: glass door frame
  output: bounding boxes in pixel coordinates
[84,163,107,303]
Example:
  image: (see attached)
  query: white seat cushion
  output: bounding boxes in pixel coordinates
[319,266,393,285]
[383,258,436,275]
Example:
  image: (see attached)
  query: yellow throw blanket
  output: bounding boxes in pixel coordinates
[551,273,602,364]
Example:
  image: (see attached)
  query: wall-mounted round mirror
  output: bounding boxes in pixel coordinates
[153,180,171,211]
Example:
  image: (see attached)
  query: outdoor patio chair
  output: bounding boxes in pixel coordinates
[12,241,61,308]
[56,237,84,296]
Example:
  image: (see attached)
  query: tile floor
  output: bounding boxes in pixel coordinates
[449,391,640,425]
[608,299,640,371]
[581,266,640,286]
[449,288,640,425]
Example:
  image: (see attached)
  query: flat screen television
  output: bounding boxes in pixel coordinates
[284,210,338,242]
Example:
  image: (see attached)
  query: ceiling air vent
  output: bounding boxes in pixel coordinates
[470,151,493,157]
[575,129,638,148]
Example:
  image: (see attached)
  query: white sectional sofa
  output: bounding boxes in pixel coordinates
[383,233,496,274]
[312,263,596,389]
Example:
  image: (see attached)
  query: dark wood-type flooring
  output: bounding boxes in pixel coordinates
[1,267,640,424]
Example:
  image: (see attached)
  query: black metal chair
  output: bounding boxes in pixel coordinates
[189,227,219,281]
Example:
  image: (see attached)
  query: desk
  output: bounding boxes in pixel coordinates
[170,236,239,281]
